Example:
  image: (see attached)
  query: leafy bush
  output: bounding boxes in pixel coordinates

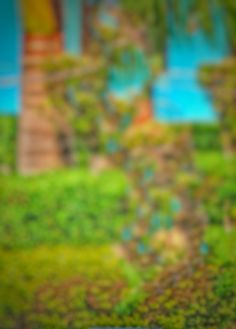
[137,261,236,329]
[199,59,236,154]
[204,226,236,266]
[191,124,222,152]
[195,152,236,226]
[0,246,144,329]
[0,116,17,173]
[0,169,129,249]
[2,245,235,329]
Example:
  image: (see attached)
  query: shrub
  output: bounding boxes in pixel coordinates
[0,169,129,249]
[191,124,222,152]
[0,116,17,173]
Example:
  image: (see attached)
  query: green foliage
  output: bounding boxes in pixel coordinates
[1,2,236,327]
[194,151,236,225]
[194,151,227,174]
[204,226,236,266]
[45,49,146,167]
[121,0,168,51]
[1,143,236,328]
[214,266,236,302]
[0,169,129,249]
[121,0,236,51]
[21,0,58,34]
[0,246,141,329]
[0,116,17,173]
[199,59,236,153]
[220,0,236,51]
[2,244,235,329]
[136,262,236,329]
[191,124,222,152]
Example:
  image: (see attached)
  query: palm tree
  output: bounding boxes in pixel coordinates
[121,0,236,52]
[19,0,63,173]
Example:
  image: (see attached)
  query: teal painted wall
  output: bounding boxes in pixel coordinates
[62,0,83,55]
[0,0,22,115]
[153,2,229,123]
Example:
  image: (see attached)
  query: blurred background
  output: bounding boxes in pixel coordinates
[0,1,236,328]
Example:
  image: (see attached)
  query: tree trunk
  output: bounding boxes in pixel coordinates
[18,32,69,174]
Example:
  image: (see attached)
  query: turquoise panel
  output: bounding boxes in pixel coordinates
[62,0,82,54]
[153,2,229,123]
[0,0,22,115]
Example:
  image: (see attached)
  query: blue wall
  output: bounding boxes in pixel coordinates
[153,3,229,123]
[62,0,83,55]
[0,0,22,115]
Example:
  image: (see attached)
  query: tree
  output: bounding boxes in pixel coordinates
[21,0,58,34]
[121,0,236,52]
